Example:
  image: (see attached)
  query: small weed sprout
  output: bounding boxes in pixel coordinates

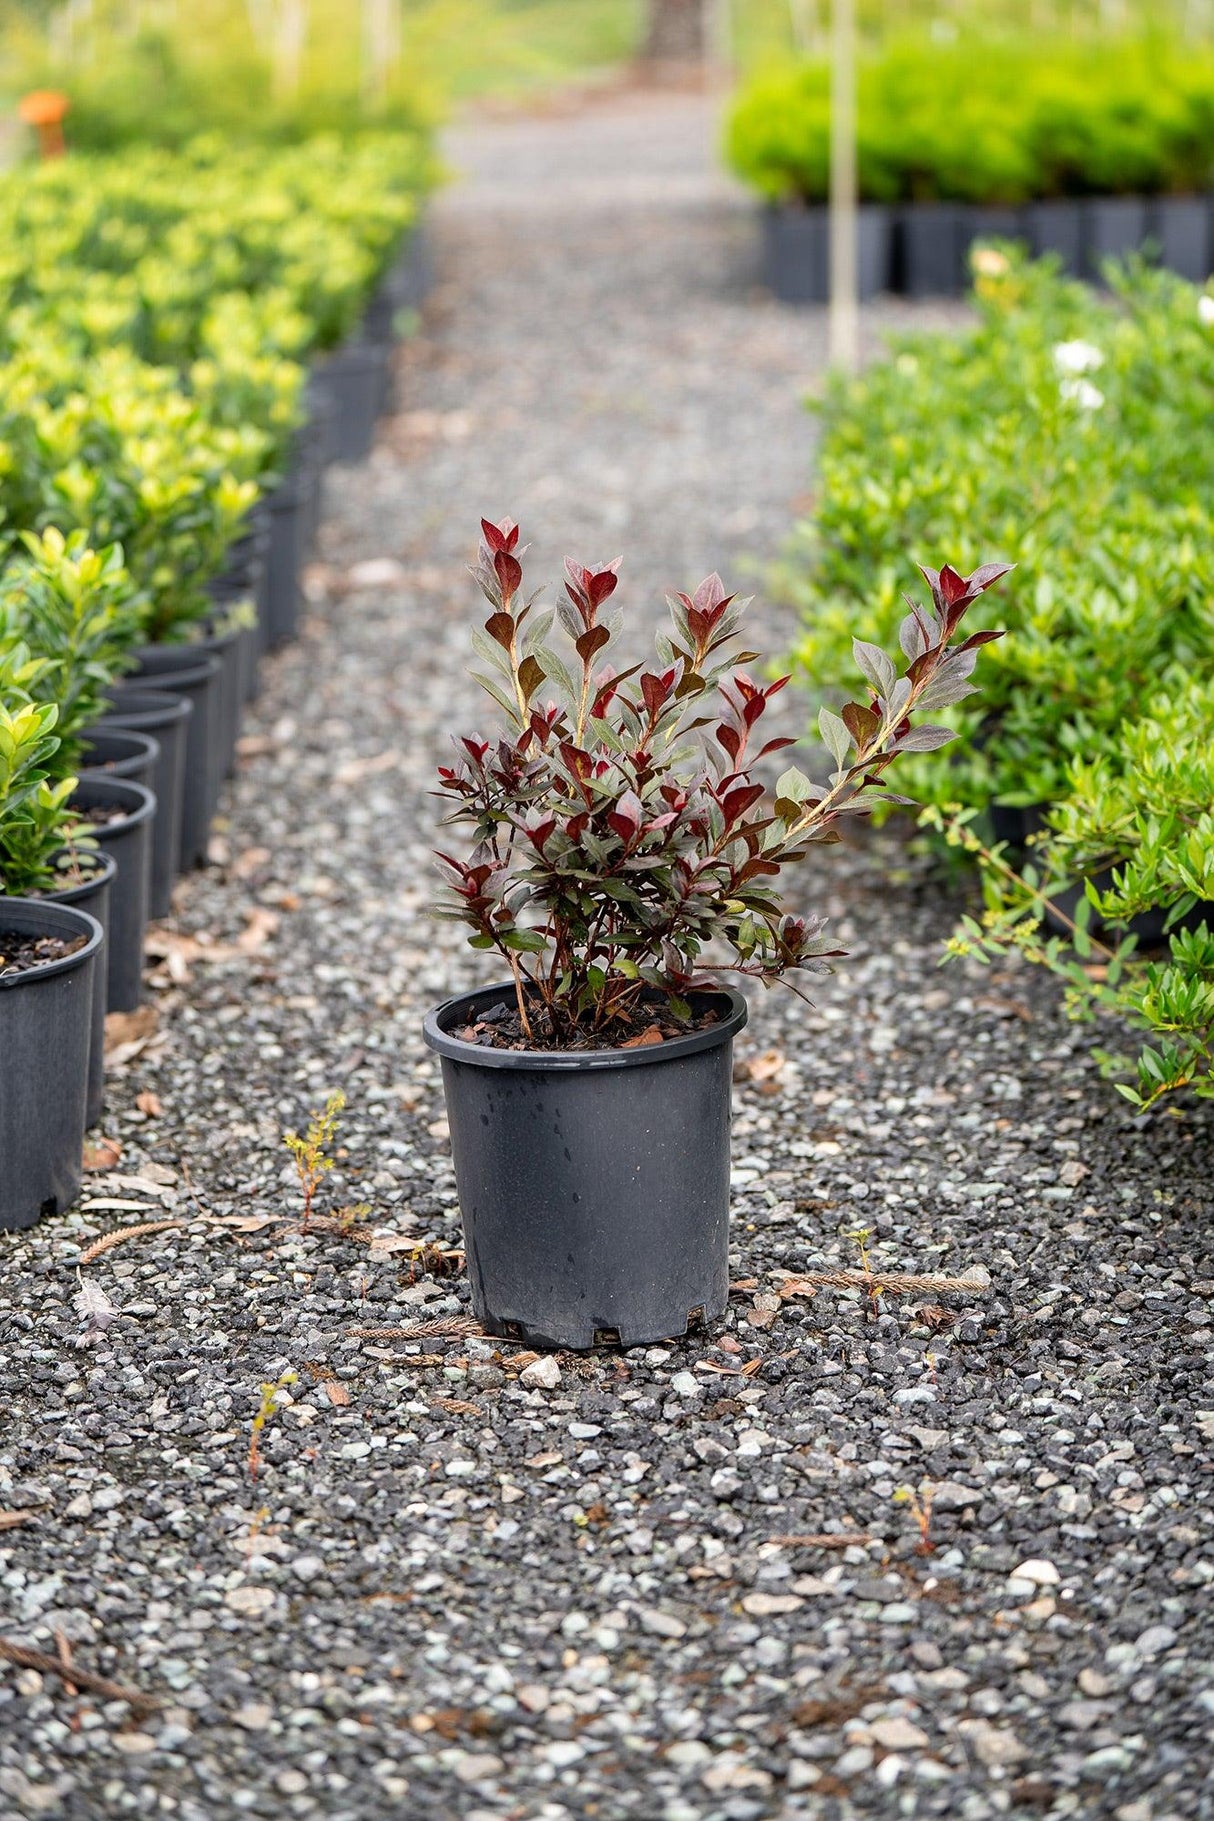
[336,1202,371,1234]
[846,1226,883,1318]
[248,1368,297,1482]
[894,1478,936,1554]
[284,1091,346,1230]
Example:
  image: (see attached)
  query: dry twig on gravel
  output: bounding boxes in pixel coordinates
[766,1533,874,1549]
[348,1318,487,1340]
[775,1266,991,1297]
[0,1637,160,1717]
[78,1220,185,1264]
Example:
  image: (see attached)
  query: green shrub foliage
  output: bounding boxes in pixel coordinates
[786,252,1214,811]
[727,36,1214,206]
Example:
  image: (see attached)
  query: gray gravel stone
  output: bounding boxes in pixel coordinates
[0,86,1210,1821]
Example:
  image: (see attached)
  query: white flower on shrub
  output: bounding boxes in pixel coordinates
[1199,293,1214,328]
[1053,339,1104,374]
[1059,376,1105,409]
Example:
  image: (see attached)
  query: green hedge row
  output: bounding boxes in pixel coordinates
[783,248,1214,1105]
[0,131,431,891]
[727,37,1214,205]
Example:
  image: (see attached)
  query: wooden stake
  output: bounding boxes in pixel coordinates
[828,0,859,373]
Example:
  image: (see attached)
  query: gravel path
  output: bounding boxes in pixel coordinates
[2,93,1212,1821]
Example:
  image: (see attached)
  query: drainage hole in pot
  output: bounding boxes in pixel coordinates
[500,1320,525,1340]
[685,1306,705,1332]
[40,1196,59,1217]
[593,1326,622,1347]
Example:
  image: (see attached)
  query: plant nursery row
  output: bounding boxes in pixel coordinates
[782,247,1214,1110]
[0,131,434,1235]
[729,35,1214,299]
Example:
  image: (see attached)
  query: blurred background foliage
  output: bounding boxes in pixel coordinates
[3,0,1213,152]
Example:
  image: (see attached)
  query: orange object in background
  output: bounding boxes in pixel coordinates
[18,90,70,159]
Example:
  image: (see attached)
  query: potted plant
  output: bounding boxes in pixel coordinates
[0,672,104,1226]
[423,520,1009,1348]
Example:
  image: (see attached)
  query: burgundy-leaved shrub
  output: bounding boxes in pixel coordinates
[435,518,1009,1046]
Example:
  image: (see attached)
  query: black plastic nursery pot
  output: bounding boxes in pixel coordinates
[78,727,160,793]
[92,690,190,919]
[423,983,749,1351]
[0,899,103,1232]
[388,222,434,312]
[69,777,155,1014]
[969,205,1025,251]
[762,204,892,304]
[264,479,304,648]
[1153,194,1212,283]
[119,653,221,871]
[42,852,116,1130]
[1026,200,1085,276]
[1085,196,1149,282]
[215,508,271,688]
[318,340,388,463]
[898,203,968,296]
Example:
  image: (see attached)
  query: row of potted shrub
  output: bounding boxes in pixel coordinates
[781,246,1214,1106]
[727,35,1214,299]
[0,132,433,1234]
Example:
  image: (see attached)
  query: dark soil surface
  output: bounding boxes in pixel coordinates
[0,930,86,978]
[0,89,1210,1821]
[454,992,723,1053]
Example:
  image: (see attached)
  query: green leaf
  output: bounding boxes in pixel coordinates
[817,707,851,768]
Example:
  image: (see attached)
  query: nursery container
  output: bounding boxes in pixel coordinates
[92,689,190,918]
[296,398,332,556]
[319,341,388,462]
[1152,194,1212,283]
[389,222,434,311]
[69,777,155,1014]
[215,508,271,688]
[1026,199,1085,275]
[762,205,828,302]
[1085,196,1149,282]
[898,203,967,296]
[0,899,103,1232]
[424,983,749,1350]
[78,728,160,793]
[120,653,221,870]
[264,478,304,647]
[763,204,891,304]
[968,206,1026,253]
[42,852,116,1129]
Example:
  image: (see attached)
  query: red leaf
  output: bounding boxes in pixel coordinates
[716,724,742,762]
[517,655,545,704]
[494,550,523,600]
[841,700,880,747]
[721,783,765,824]
[575,624,611,664]
[588,565,621,609]
[640,672,668,719]
[938,564,967,605]
[484,612,514,649]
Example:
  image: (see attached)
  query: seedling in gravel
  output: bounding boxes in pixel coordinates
[284,1091,345,1231]
[894,1479,936,1555]
[248,1369,297,1481]
[436,521,1010,1045]
[845,1227,883,1318]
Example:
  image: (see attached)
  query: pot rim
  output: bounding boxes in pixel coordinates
[39,849,118,903]
[95,691,194,728]
[69,776,157,834]
[130,653,222,687]
[79,727,161,763]
[423,981,748,1072]
[0,899,104,990]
